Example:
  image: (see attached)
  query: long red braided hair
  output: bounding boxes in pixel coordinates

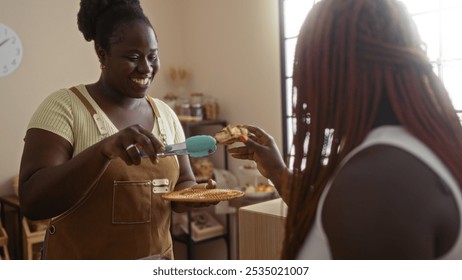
[282,0,462,259]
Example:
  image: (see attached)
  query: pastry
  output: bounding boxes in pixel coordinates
[191,158,214,181]
[214,124,248,145]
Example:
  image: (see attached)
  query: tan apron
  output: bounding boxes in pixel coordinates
[42,87,179,259]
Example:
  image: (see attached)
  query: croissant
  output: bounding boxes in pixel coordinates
[214,125,248,145]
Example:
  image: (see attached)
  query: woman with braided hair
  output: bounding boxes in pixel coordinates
[229,0,462,259]
[18,0,215,259]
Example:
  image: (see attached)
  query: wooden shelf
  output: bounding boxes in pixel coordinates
[171,120,231,259]
[0,194,23,259]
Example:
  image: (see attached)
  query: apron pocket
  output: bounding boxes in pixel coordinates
[113,180,151,224]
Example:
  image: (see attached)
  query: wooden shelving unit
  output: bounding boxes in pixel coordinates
[172,119,231,259]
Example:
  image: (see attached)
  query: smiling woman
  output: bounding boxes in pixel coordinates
[18,0,216,260]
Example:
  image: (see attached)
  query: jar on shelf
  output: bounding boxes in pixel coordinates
[163,92,177,110]
[175,97,191,116]
[203,96,219,120]
[189,92,204,121]
[190,103,203,120]
[189,92,204,105]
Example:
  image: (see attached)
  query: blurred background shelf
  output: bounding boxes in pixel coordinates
[172,120,231,259]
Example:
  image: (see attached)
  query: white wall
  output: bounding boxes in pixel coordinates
[180,0,282,173]
[0,0,281,195]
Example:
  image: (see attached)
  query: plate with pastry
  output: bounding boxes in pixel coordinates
[162,187,244,203]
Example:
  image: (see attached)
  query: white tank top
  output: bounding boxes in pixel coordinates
[297,125,462,259]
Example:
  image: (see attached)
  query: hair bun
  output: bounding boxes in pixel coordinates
[77,0,142,41]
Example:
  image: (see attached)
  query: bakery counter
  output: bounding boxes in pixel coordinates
[238,198,287,260]
[228,192,278,209]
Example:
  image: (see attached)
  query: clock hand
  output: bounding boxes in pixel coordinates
[0,38,10,47]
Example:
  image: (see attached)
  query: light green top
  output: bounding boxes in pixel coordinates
[28,84,185,156]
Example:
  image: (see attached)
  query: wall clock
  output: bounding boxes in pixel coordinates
[0,23,23,77]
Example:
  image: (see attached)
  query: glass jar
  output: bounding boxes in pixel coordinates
[203,96,219,120]
[175,97,191,116]
[190,92,203,105]
[190,103,203,120]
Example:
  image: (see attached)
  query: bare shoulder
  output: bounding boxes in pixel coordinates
[321,144,459,259]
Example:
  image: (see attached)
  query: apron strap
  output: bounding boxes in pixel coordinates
[70,87,167,145]
[69,86,167,145]
[69,87,96,116]
[69,86,108,135]
[145,96,168,145]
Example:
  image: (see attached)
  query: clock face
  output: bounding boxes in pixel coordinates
[0,23,23,77]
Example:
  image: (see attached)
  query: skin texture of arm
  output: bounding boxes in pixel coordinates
[322,145,459,259]
[19,128,112,220]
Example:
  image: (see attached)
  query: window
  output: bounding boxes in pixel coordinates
[279,0,462,161]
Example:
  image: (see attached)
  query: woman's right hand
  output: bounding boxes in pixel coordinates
[99,124,165,165]
[227,125,289,188]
